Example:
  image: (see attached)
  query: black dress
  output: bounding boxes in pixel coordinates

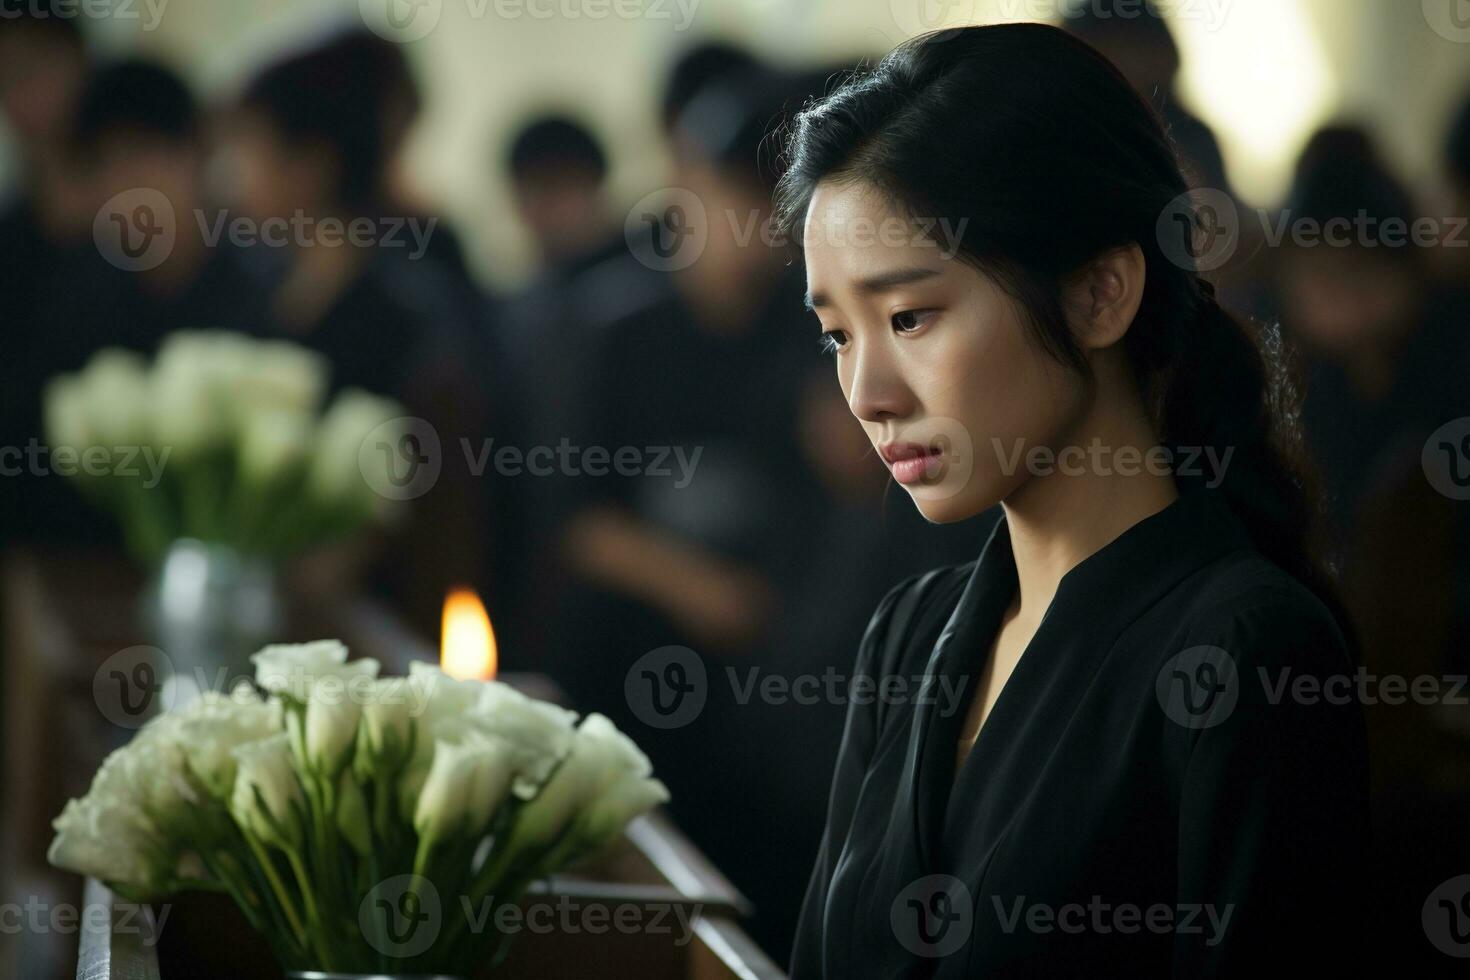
[790,487,1369,978]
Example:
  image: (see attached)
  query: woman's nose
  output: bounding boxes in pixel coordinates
[846,346,914,423]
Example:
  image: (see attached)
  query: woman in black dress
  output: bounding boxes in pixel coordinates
[772,24,1370,978]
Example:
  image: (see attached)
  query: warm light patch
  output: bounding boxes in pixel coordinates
[440,587,497,680]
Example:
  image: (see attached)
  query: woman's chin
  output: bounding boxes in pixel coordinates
[904,483,996,524]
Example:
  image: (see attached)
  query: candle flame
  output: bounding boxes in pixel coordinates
[440,587,497,681]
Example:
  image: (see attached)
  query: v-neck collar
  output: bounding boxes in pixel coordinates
[903,488,1254,872]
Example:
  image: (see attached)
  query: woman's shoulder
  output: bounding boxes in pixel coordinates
[1167,547,1353,679]
[856,560,976,679]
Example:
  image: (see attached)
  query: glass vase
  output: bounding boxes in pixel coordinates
[138,538,282,706]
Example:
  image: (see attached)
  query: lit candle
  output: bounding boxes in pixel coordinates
[440,587,498,681]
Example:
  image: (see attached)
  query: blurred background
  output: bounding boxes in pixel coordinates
[3,0,1470,974]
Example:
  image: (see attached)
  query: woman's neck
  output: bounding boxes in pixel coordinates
[999,391,1179,623]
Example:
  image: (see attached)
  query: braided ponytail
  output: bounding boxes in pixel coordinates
[1157,274,1355,660]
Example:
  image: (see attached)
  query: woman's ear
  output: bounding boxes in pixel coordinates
[1063,244,1146,350]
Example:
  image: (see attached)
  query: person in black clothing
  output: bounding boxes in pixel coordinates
[496,111,669,666]
[739,364,997,960]
[226,33,494,637]
[0,3,93,551]
[546,63,833,940]
[1275,127,1463,552]
[45,59,276,359]
[14,57,282,550]
[774,24,1368,975]
[1273,124,1470,975]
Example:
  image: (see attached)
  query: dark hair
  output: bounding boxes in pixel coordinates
[1065,0,1179,66]
[659,40,761,134]
[773,23,1349,642]
[73,58,196,150]
[239,30,401,211]
[506,114,607,182]
[673,66,828,199]
[1284,124,1420,266]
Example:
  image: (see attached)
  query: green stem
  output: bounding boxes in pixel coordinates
[241,831,309,955]
[284,848,335,971]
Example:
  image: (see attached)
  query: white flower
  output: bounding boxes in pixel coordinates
[503,713,652,856]
[80,348,153,449]
[168,683,284,799]
[119,730,201,831]
[397,665,577,816]
[577,773,670,851]
[149,332,242,458]
[251,640,379,703]
[301,682,362,779]
[230,734,305,851]
[48,794,168,893]
[406,661,482,721]
[231,339,328,419]
[43,375,91,452]
[309,388,404,509]
[412,732,515,845]
[47,739,184,894]
[238,409,312,486]
[355,677,417,779]
[43,349,154,467]
[462,682,578,799]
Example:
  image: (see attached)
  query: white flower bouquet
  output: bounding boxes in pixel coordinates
[43,330,407,564]
[48,640,670,975]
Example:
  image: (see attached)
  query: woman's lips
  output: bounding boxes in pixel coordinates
[886,445,945,485]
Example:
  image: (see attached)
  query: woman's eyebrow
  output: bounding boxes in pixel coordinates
[804,266,942,310]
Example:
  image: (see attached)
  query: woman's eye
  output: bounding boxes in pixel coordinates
[892,309,936,333]
[819,330,848,355]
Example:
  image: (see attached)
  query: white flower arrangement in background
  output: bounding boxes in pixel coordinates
[49,640,670,975]
[42,329,407,563]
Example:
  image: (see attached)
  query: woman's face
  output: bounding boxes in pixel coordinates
[802,179,1085,523]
